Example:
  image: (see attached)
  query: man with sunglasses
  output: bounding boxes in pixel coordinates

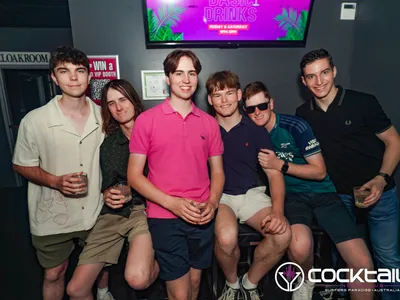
[243,81,374,300]
[206,71,291,300]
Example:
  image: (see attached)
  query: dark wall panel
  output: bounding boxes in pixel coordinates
[0,27,72,187]
[69,0,357,114]
[351,0,400,195]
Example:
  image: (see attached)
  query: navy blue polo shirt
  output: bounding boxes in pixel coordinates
[220,115,274,195]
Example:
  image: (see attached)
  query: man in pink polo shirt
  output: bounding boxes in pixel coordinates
[128,49,225,300]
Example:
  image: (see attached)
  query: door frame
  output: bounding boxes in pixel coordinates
[0,65,56,187]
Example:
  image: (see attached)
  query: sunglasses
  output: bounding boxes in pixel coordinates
[244,100,270,114]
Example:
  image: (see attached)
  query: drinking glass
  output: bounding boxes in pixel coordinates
[75,172,88,195]
[353,186,371,208]
[113,182,132,203]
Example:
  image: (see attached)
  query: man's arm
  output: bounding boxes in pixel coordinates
[258,149,326,180]
[265,168,285,214]
[127,153,171,207]
[207,155,225,208]
[13,164,84,195]
[377,125,400,177]
[12,115,85,195]
[127,153,201,223]
[363,125,400,206]
[199,155,225,224]
[261,168,288,235]
[13,164,57,188]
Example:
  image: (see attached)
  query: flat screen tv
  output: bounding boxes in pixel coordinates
[142,0,314,48]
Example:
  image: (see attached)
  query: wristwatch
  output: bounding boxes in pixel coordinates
[377,172,391,184]
[281,161,289,174]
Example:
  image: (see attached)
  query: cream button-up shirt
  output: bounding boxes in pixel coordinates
[13,96,105,236]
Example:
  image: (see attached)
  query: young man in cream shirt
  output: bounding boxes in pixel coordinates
[12,46,111,300]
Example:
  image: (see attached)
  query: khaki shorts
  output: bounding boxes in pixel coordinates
[220,186,272,223]
[32,230,88,269]
[78,205,149,266]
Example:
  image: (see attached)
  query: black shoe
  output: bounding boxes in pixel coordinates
[239,276,260,300]
[218,283,241,300]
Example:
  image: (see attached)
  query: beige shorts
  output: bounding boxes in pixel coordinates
[78,205,149,266]
[220,186,272,223]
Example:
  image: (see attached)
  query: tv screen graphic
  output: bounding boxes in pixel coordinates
[143,0,314,48]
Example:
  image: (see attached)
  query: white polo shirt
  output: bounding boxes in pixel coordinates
[12,96,104,236]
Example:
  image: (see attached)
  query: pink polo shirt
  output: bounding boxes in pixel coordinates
[130,98,224,219]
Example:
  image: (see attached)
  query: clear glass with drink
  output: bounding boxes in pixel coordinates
[192,201,206,213]
[113,182,132,203]
[75,172,88,195]
[353,186,371,208]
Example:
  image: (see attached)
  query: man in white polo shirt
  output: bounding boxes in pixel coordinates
[12,46,107,300]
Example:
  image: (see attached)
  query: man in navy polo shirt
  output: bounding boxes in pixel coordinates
[243,80,374,300]
[296,48,400,300]
[206,71,291,300]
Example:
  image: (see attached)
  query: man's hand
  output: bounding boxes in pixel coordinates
[261,211,288,235]
[55,172,87,195]
[198,202,218,225]
[104,187,126,209]
[362,175,387,207]
[258,149,283,171]
[166,197,202,224]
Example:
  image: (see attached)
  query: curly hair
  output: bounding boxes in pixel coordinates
[49,45,89,74]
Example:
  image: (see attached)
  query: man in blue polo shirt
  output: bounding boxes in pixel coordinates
[206,71,292,300]
[243,81,374,300]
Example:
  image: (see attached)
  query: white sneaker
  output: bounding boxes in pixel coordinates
[292,278,315,300]
[97,291,115,300]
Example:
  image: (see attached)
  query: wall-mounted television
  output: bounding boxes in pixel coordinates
[142,0,314,48]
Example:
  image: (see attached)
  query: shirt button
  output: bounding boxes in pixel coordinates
[79,141,82,144]
[80,164,83,167]
[82,207,84,210]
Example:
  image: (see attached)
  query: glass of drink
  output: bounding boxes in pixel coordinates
[192,201,206,213]
[113,182,132,203]
[75,172,88,195]
[353,187,371,208]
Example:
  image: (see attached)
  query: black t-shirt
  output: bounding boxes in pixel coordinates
[296,86,394,195]
[220,115,274,195]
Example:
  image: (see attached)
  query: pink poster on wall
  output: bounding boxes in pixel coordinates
[87,55,120,105]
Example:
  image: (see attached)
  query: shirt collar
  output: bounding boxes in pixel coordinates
[220,114,250,133]
[47,95,101,127]
[310,85,346,111]
[161,98,201,117]
[270,113,280,133]
[115,127,129,145]
[240,114,252,125]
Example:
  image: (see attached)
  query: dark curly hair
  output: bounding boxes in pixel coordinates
[49,45,89,74]
[100,79,145,135]
[300,48,335,76]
